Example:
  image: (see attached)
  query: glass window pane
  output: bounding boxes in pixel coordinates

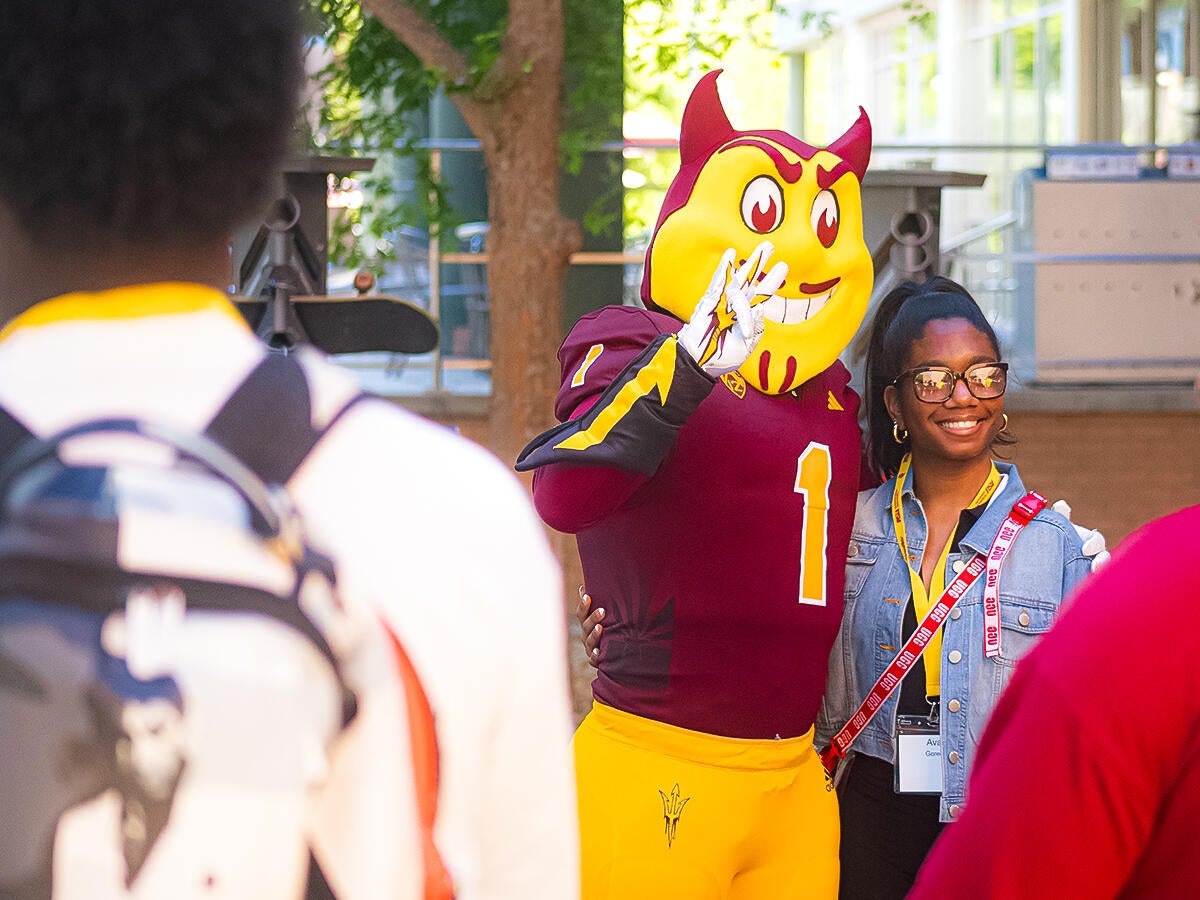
[803,45,832,139]
[1014,24,1035,89]
[1157,0,1191,143]
[1183,0,1200,141]
[1121,0,1152,143]
[919,52,939,133]
[990,34,1006,138]
[1011,26,1039,137]
[1044,15,1064,143]
[918,13,937,46]
[867,10,940,140]
[894,61,909,134]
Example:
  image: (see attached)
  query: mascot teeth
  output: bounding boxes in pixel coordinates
[756,288,834,325]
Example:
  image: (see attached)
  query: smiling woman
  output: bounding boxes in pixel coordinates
[815,276,1091,899]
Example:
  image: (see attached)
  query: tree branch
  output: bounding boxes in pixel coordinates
[356,0,486,131]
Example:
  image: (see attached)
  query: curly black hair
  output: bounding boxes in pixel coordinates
[0,0,302,247]
[863,276,1014,480]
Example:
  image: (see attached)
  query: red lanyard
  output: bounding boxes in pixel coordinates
[819,490,1046,776]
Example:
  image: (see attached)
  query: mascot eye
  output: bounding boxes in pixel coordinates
[810,190,840,248]
[740,176,784,234]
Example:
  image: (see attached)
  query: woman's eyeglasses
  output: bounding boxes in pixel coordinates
[892,362,1009,404]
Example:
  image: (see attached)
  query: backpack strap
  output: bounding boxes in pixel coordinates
[0,405,33,465]
[204,351,365,486]
[0,354,363,490]
[212,355,453,897]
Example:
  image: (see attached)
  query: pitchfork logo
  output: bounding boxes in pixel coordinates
[658,783,691,847]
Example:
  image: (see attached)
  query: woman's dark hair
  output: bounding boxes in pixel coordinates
[0,0,303,248]
[863,276,1013,480]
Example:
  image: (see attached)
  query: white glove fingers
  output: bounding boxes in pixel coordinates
[702,248,737,304]
[753,261,788,300]
[726,286,755,342]
[734,241,774,292]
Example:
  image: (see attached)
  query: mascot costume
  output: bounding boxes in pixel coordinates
[516,70,873,898]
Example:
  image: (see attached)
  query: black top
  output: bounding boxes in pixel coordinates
[897,506,984,715]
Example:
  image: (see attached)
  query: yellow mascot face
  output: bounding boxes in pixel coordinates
[643,71,874,395]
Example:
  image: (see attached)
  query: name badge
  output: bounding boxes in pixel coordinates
[894,715,942,794]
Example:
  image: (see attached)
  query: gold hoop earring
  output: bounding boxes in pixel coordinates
[1000,413,1010,433]
[892,421,908,444]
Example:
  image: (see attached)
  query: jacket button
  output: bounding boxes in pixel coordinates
[949,608,962,620]
[947,699,961,713]
[951,559,965,573]
[847,541,859,559]
[1018,611,1031,627]
[948,650,962,664]
[949,804,962,819]
[948,750,960,764]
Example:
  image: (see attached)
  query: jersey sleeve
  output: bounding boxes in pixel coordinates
[515,307,714,477]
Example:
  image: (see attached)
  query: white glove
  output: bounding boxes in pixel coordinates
[1051,499,1111,572]
[676,242,784,377]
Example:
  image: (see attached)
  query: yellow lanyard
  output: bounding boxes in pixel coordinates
[891,454,1001,699]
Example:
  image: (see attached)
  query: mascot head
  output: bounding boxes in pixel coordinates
[642,70,873,395]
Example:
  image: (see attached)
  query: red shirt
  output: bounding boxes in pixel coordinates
[533,306,862,739]
[909,504,1200,899]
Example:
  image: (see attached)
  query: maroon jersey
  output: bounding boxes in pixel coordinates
[521,306,861,739]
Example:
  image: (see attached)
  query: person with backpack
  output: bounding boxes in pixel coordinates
[0,2,578,898]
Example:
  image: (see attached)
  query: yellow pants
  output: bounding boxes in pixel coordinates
[573,702,839,900]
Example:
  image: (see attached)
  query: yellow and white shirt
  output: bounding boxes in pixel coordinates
[0,283,579,900]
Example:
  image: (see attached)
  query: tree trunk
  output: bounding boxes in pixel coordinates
[484,166,580,470]
[476,3,582,471]
[357,2,588,701]
[358,0,581,469]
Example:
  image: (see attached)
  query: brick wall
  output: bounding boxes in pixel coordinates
[1002,410,1200,548]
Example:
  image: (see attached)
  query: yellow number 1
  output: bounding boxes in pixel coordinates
[794,442,832,606]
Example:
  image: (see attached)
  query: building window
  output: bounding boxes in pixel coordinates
[968,0,1065,145]
[799,34,847,141]
[1117,0,1200,145]
[868,11,940,142]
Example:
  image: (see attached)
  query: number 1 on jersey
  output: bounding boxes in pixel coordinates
[794,443,831,606]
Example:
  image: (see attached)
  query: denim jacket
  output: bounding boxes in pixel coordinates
[816,461,1091,822]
